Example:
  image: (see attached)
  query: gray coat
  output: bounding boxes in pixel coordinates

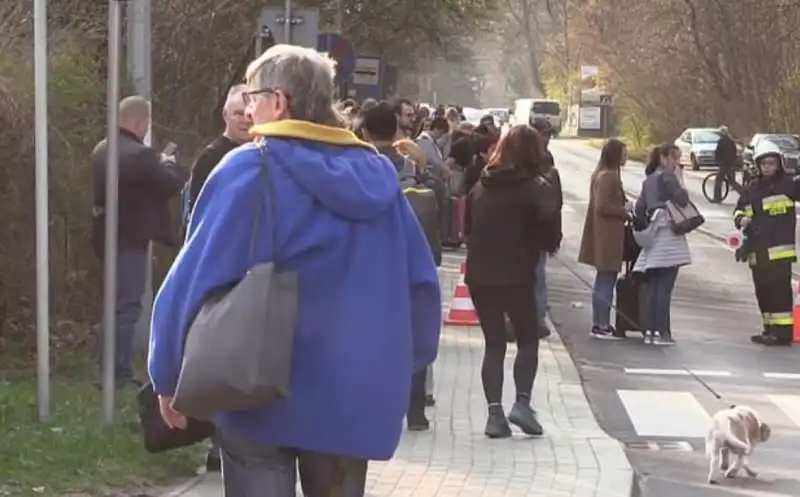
[633,168,692,271]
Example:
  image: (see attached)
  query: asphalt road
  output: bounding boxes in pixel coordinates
[548,139,800,497]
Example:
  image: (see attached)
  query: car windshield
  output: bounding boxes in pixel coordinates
[693,130,722,143]
[765,136,800,150]
[532,101,560,115]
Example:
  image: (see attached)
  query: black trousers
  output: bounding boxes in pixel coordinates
[714,166,743,201]
[407,368,427,421]
[468,284,539,405]
[751,262,794,342]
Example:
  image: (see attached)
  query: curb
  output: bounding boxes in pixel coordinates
[159,475,207,497]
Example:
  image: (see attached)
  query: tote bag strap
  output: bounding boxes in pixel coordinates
[246,140,279,264]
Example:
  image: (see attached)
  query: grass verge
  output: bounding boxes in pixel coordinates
[0,343,203,497]
[587,138,649,163]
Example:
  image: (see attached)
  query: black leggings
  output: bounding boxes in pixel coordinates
[468,284,540,405]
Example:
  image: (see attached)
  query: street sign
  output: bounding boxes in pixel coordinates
[317,33,355,79]
[259,6,319,48]
[599,94,613,106]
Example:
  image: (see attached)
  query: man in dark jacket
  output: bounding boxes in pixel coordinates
[361,101,441,430]
[714,125,742,202]
[91,95,187,388]
[185,84,250,472]
[187,85,250,213]
[531,118,564,338]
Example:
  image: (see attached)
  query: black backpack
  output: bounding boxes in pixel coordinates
[399,164,442,266]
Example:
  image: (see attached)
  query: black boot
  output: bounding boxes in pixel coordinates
[485,405,512,438]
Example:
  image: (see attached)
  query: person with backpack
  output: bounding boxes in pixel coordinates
[181,85,251,240]
[360,102,442,431]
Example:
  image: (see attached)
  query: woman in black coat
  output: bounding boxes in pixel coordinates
[463,124,560,439]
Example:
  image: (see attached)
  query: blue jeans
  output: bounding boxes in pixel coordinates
[115,249,147,382]
[534,253,547,324]
[644,267,679,333]
[592,270,618,328]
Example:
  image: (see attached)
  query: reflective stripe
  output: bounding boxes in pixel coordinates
[768,244,796,261]
[733,205,753,219]
[402,187,432,194]
[763,312,794,326]
[762,194,794,216]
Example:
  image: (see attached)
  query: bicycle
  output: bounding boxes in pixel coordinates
[701,171,731,203]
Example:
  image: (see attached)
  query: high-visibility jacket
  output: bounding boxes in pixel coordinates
[734,174,800,266]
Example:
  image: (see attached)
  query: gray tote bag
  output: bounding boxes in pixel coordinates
[172,143,299,420]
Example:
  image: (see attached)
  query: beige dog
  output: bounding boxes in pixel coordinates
[706,405,771,484]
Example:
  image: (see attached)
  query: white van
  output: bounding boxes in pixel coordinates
[512,98,562,135]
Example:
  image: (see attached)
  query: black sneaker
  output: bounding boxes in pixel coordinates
[425,394,436,407]
[407,417,430,431]
[508,401,543,436]
[485,407,512,438]
[590,326,624,340]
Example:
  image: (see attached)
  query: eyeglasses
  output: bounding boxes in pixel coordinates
[242,88,277,105]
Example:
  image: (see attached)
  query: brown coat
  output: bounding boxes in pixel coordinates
[578,168,629,272]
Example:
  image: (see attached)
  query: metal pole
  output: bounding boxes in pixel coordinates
[127,0,154,351]
[33,0,50,424]
[102,0,123,424]
[284,0,292,43]
[335,0,343,33]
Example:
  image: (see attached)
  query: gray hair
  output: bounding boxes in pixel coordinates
[224,84,247,110]
[119,95,150,121]
[245,44,344,127]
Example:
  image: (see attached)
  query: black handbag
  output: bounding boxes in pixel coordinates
[137,382,215,454]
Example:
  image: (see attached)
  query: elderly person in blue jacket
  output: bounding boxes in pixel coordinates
[148,45,441,497]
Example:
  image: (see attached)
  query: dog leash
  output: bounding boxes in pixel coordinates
[551,254,735,409]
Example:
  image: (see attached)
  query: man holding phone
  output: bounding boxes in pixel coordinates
[91,95,188,391]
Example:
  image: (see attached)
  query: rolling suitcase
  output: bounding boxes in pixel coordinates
[615,260,642,336]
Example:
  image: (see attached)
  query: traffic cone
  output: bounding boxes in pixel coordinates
[444,264,479,326]
[793,280,800,344]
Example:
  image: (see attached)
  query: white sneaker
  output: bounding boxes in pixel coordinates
[643,330,653,345]
[652,331,663,345]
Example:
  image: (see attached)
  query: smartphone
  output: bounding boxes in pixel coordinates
[161,142,177,156]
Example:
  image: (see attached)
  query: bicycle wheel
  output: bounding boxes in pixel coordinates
[702,172,730,203]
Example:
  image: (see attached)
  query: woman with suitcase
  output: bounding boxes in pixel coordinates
[578,139,632,340]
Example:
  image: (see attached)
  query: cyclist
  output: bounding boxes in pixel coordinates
[713,125,743,202]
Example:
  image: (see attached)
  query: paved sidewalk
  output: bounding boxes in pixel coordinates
[162,263,633,496]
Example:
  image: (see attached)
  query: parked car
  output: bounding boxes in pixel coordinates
[483,107,510,127]
[742,133,800,175]
[674,127,743,170]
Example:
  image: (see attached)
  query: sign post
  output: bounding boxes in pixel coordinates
[33,0,51,424]
[317,33,355,98]
[101,0,124,424]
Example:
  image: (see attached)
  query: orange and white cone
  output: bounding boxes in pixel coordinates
[444,264,479,326]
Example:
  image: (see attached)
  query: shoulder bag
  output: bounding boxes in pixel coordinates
[172,142,299,420]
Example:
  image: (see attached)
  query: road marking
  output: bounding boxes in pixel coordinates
[617,390,711,438]
[763,372,800,380]
[624,368,731,377]
[766,395,800,427]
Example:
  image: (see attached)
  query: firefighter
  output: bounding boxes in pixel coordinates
[733,140,800,345]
